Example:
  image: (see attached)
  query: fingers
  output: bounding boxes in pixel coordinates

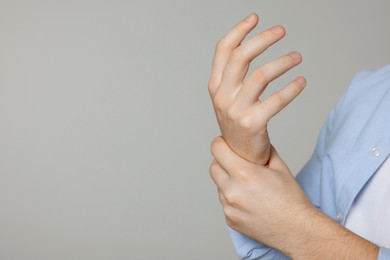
[209,159,230,191]
[237,51,303,106]
[254,77,307,122]
[208,14,259,99]
[219,25,286,92]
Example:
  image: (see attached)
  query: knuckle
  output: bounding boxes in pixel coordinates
[207,80,217,95]
[273,94,286,109]
[236,168,250,181]
[209,160,218,177]
[223,206,234,219]
[229,49,245,63]
[238,114,254,130]
[210,136,222,154]
[251,68,267,83]
[224,191,239,207]
[216,39,228,52]
[212,93,225,111]
[225,216,235,228]
[226,107,240,121]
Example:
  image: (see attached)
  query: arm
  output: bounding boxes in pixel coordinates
[210,137,380,259]
[208,13,305,259]
[208,14,385,259]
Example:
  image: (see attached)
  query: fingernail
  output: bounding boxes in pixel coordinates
[289,51,301,60]
[245,14,256,22]
[271,26,284,35]
[296,77,306,85]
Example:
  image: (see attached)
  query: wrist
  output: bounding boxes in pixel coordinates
[222,130,271,166]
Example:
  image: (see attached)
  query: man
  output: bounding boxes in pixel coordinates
[208,13,390,259]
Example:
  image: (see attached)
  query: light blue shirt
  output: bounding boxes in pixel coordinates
[229,64,390,260]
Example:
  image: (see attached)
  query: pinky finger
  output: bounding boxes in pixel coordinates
[256,77,306,122]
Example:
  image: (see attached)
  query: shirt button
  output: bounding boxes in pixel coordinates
[336,212,343,222]
[372,148,381,157]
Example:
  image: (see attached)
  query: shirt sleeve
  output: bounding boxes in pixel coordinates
[378,247,390,260]
[295,106,336,208]
[228,227,289,259]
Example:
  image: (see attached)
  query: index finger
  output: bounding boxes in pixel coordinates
[208,13,259,98]
[210,136,251,176]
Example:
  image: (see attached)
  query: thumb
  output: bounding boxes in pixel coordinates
[268,145,292,176]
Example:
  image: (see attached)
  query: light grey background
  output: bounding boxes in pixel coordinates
[0,0,389,259]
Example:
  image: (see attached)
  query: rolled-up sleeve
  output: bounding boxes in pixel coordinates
[229,228,289,259]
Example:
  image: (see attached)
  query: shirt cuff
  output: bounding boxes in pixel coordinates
[378,246,390,260]
[228,228,289,259]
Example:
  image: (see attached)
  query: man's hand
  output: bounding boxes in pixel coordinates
[209,136,379,259]
[209,136,313,249]
[208,13,306,165]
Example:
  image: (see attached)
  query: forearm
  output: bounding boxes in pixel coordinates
[269,207,379,260]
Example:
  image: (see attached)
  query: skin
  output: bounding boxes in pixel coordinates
[208,13,379,259]
[208,13,305,166]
